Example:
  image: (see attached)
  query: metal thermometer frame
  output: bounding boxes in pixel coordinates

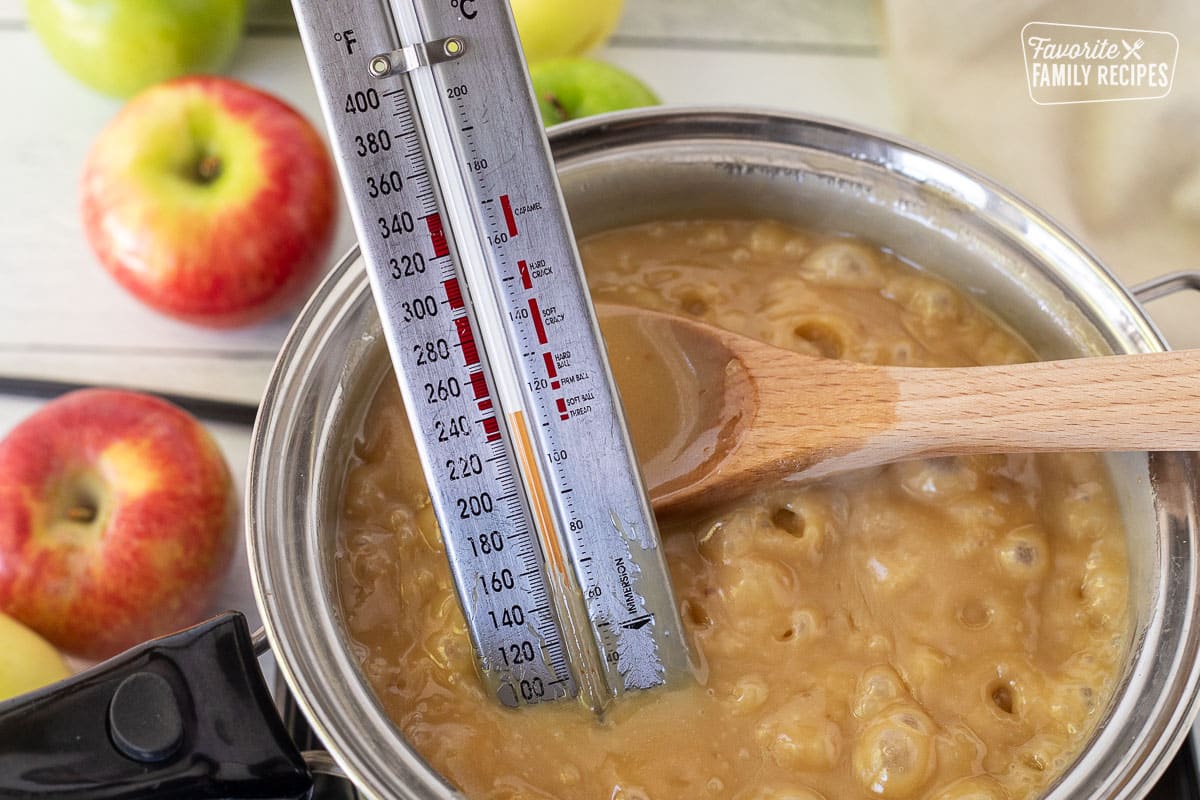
[292,0,688,710]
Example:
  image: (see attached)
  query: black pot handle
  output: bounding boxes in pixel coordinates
[0,611,312,799]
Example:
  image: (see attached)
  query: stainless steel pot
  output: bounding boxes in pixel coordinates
[247,108,1200,799]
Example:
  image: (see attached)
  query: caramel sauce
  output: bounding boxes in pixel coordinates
[336,220,1128,800]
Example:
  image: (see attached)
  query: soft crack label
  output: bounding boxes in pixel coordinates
[1021,22,1178,105]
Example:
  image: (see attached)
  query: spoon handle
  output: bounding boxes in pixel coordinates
[887,348,1200,457]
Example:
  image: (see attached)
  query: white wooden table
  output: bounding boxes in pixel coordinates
[0,0,891,633]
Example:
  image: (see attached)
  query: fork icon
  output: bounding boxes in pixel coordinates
[1122,38,1145,60]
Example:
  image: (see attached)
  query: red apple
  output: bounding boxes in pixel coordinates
[0,389,237,660]
[81,76,337,328]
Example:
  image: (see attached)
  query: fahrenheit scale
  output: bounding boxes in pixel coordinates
[292,0,689,710]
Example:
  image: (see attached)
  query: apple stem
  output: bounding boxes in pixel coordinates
[194,154,222,184]
[66,505,96,523]
[547,94,569,122]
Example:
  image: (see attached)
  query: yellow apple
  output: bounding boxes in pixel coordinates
[509,0,625,64]
[0,611,70,702]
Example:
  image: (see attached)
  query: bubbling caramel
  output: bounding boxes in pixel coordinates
[336,219,1129,799]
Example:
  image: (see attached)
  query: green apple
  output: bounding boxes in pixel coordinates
[510,0,624,64]
[530,58,660,126]
[0,611,70,702]
[27,0,246,97]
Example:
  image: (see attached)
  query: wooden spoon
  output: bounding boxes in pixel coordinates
[596,304,1200,514]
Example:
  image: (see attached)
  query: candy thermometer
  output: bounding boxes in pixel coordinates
[291,0,689,710]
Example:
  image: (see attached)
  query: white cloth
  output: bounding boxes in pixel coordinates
[885,0,1200,346]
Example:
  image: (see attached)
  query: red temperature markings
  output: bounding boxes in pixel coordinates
[542,352,560,390]
[442,278,464,310]
[469,370,492,411]
[500,194,518,238]
[455,317,479,366]
[528,298,547,345]
[482,416,501,442]
[425,213,449,258]
[518,259,532,290]
[556,398,568,421]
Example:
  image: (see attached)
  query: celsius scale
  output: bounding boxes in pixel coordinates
[291,0,690,711]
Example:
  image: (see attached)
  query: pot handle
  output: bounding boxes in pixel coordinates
[0,611,312,799]
[1131,270,1200,303]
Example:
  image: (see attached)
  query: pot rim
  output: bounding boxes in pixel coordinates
[247,106,1200,800]
[550,105,1171,357]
